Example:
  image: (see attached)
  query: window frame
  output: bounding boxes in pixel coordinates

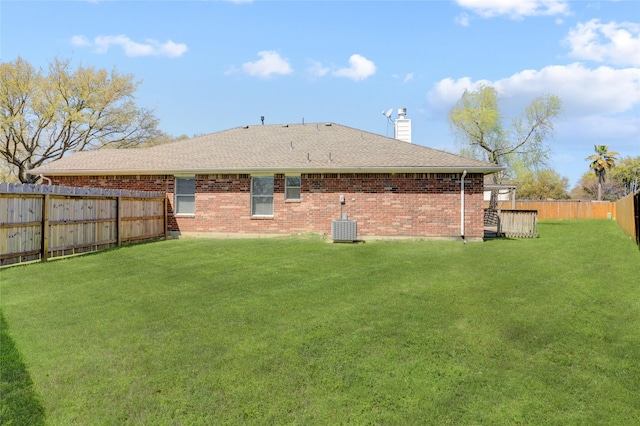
[284,175,301,201]
[174,176,196,216]
[250,175,274,217]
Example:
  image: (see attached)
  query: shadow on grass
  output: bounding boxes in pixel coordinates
[0,311,45,425]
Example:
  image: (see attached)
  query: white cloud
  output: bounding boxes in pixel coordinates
[393,72,415,83]
[239,51,293,78]
[306,60,330,78]
[455,13,471,27]
[426,76,492,111]
[157,40,189,58]
[565,19,640,67]
[428,63,640,118]
[500,64,640,117]
[70,35,91,47]
[71,34,188,58]
[556,115,640,141]
[333,54,376,81]
[455,0,571,20]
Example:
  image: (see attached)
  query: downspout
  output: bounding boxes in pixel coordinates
[460,170,467,241]
[40,174,52,185]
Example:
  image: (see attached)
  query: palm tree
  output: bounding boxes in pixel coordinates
[586,145,619,201]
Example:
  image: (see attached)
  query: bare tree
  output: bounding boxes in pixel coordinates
[0,57,161,183]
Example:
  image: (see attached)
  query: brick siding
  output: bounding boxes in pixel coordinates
[51,173,485,239]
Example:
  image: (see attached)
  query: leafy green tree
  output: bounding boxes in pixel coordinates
[0,57,161,183]
[516,169,570,200]
[449,84,561,209]
[570,171,625,201]
[585,145,619,201]
[609,156,640,196]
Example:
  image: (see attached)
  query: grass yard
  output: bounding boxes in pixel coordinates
[1,220,639,425]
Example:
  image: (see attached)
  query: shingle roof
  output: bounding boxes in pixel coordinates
[29,122,503,175]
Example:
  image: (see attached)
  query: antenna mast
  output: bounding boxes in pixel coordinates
[382,108,393,136]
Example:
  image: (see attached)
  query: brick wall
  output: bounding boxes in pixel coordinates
[51,172,485,239]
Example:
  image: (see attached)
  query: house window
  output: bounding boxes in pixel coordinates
[175,177,195,215]
[285,176,301,200]
[251,176,274,216]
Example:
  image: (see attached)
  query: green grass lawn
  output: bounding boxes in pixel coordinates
[1,220,639,425]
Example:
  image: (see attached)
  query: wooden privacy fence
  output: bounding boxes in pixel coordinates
[486,200,616,220]
[1,183,167,266]
[615,191,640,248]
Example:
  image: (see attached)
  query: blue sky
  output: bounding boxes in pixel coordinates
[2,0,639,187]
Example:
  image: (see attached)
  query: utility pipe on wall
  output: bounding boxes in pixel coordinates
[40,174,52,185]
[460,170,467,239]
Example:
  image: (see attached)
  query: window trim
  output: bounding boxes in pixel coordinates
[250,175,274,217]
[284,175,301,201]
[174,176,196,216]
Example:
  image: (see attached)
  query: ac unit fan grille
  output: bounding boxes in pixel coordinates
[331,220,357,242]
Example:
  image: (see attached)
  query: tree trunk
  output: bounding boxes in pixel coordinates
[597,171,604,201]
[489,172,499,211]
[18,165,40,184]
[489,189,498,211]
[597,182,602,201]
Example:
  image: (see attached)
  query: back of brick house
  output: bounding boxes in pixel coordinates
[31,122,500,240]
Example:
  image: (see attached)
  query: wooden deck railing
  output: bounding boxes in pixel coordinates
[485,209,538,238]
[498,210,538,238]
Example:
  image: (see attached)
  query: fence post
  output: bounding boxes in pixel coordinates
[164,197,168,240]
[41,194,50,262]
[116,196,122,247]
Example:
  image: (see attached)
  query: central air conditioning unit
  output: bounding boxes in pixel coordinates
[331,220,357,242]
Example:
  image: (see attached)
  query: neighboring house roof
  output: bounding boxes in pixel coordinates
[30,122,503,176]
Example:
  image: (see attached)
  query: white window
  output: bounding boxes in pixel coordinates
[251,176,274,216]
[175,177,195,215]
[285,176,301,200]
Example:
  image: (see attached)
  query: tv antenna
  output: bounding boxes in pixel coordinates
[382,108,393,136]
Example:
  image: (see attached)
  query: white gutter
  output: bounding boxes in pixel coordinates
[40,174,52,185]
[460,170,467,240]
